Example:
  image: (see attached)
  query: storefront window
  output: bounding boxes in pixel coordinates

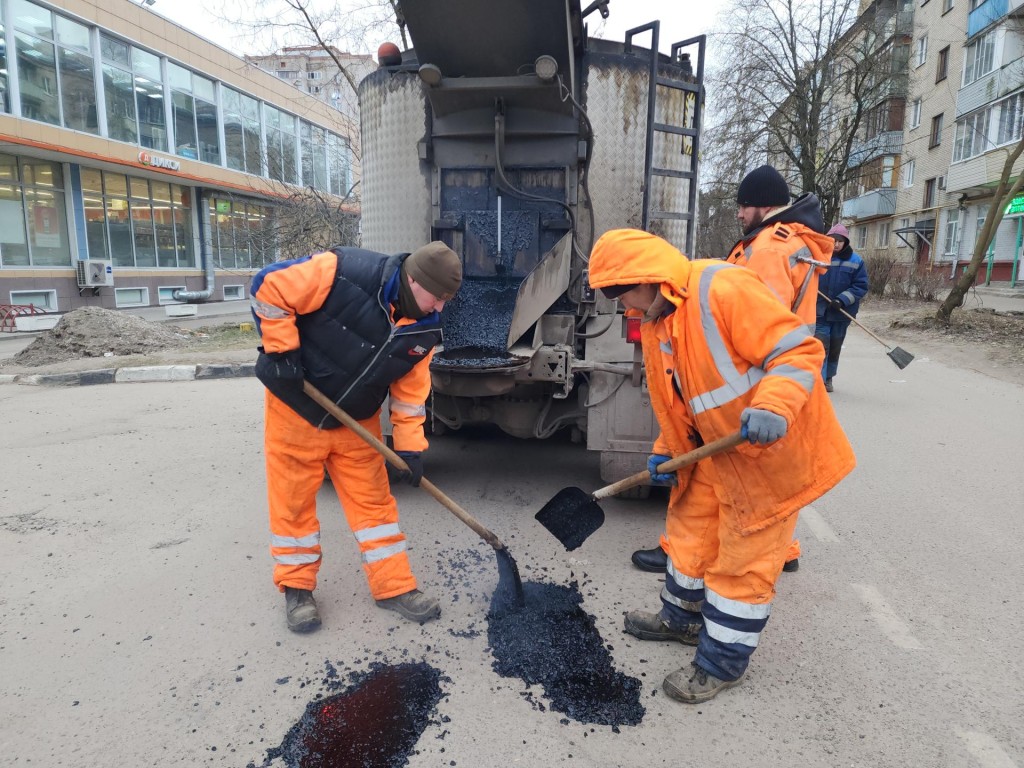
[210,197,275,270]
[0,14,9,114]
[82,168,193,268]
[0,154,70,268]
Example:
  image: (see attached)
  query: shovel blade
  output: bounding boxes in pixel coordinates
[888,346,914,369]
[535,487,605,552]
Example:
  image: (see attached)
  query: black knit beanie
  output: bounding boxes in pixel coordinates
[736,165,790,207]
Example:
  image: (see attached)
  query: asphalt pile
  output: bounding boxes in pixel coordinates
[8,306,186,367]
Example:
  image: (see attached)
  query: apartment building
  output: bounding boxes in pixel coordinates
[246,46,376,122]
[944,0,1024,283]
[0,0,357,316]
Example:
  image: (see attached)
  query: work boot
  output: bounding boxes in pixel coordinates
[783,557,800,572]
[824,378,834,393]
[376,589,441,624]
[631,546,668,573]
[284,587,321,633]
[663,663,745,704]
[624,610,700,645]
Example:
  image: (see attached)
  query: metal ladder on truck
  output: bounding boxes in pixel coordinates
[625,26,706,255]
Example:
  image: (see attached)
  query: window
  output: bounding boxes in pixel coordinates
[307,70,322,80]
[964,31,996,86]
[132,47,167,152]
[997,93,1024,146]
[929,113,944,148]
[168,63,220,165]
[924,178,937,208]
[223,285,245,301]
[224,87,262,175]
[902,159,916,187]
[158,286,186,304]
[82,168,193,268]
[10,289,57,310]
[877,221,891,247]
[209,198,277,270]
[856,226,868,249]
[99,35,166,151]
[954,108,992,161]
[0,154,70,267]
[265,105,299,184]
[942,0,954,12]
[910,99,922,129]
[115,287,150,307]
[898,217,911,247]
[943,209,959,255]
[936,46,949,82]
[915,35,928,67]
[328,132,351,196]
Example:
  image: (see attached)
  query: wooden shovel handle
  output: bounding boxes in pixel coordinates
[817,290,891,348]
[302,381,506,551]
[592,432,746,501]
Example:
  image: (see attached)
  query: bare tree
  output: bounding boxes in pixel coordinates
[936,135,1024,322]
[704,0,909,230]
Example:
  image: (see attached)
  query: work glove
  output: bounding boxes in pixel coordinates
[647,454,677,486]
[830,298,846,312]
[394,451,424,487]
[256,347,304,391]
[740,408,788,445]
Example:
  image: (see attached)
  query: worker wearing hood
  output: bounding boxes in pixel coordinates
[589,229,855,703]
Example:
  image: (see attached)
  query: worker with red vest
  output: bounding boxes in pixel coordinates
[590,229,855,703]
[250,242,462,633]
[630,165,833,576]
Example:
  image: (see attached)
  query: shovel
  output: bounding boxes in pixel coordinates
[818,290,914,369]
[536,432,746,551]
[301,380,523,606]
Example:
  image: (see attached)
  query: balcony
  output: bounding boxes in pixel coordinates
[847,131,904,169]
[968,0,1008,37]
[947,149,1024,193]
[956,58,1024,117]
[842,188,897,220]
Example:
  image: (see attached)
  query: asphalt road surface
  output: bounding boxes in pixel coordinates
[1,331,1022,767]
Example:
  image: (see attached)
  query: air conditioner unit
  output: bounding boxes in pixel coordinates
[938,175,946,190]
[76,259,114,288]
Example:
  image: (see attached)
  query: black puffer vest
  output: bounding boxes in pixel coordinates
[257,247,443,429]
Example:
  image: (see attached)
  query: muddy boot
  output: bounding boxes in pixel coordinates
[824,378,834,393]
[284,587,321,633]
[623,611,700,645]
[631,546,668,573]
[783,557,800,572]
[376,589,441,624]
[663,663,745,704]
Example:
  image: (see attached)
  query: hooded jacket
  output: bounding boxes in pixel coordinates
[817,239,869,321]
[727,193,834,327]
[589,229,856,534]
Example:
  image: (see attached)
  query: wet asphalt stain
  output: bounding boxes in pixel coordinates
[487,579,645,728]
[250,662,445,768]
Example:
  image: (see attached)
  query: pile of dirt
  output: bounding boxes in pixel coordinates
[7,307,189,368]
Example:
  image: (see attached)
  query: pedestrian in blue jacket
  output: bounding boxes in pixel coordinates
[816,224,869,392]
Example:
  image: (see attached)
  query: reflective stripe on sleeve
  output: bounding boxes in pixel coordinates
[762,326,812,366]
[354,523,402,543]
[362,540,408,564]
[271,532,321,548]
[390,398,426,417]
[250,296,291,320]
[763,363,816,393]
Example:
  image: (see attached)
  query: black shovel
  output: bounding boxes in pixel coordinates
[818,290,914,369]
[536,432,746,551]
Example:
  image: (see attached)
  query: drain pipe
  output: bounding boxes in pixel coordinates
[174,186,214,302]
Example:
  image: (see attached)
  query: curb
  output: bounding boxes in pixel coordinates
[1,362,256,387]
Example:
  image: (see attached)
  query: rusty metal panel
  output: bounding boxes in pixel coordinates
[358,71,432,254]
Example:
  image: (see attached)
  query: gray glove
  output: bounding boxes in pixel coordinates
[740,408,788,445]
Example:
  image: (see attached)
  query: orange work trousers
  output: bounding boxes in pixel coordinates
[264,392,417,600]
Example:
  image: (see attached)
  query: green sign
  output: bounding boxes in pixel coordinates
[1004,194,1024,216]
[215,199,231,214]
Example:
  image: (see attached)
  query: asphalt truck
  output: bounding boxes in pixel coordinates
[359,0,704,487]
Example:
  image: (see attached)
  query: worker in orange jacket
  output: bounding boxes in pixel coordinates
[590,229,855,703]
[630,165,833,576]
[250,242,462,633]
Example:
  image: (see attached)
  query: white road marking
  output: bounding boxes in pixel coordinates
[798,505,839,542]
[851,584,924,649]
[956,731,1019,768]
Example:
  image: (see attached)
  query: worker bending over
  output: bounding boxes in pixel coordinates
[590,229,855,703]
[250,242,462,633]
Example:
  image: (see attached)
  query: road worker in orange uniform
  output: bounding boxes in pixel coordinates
[589,229,855,703]
[250,242,462,633]
[630,165,833,576]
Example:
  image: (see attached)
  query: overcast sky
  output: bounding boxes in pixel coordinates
[152,0,728,59]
